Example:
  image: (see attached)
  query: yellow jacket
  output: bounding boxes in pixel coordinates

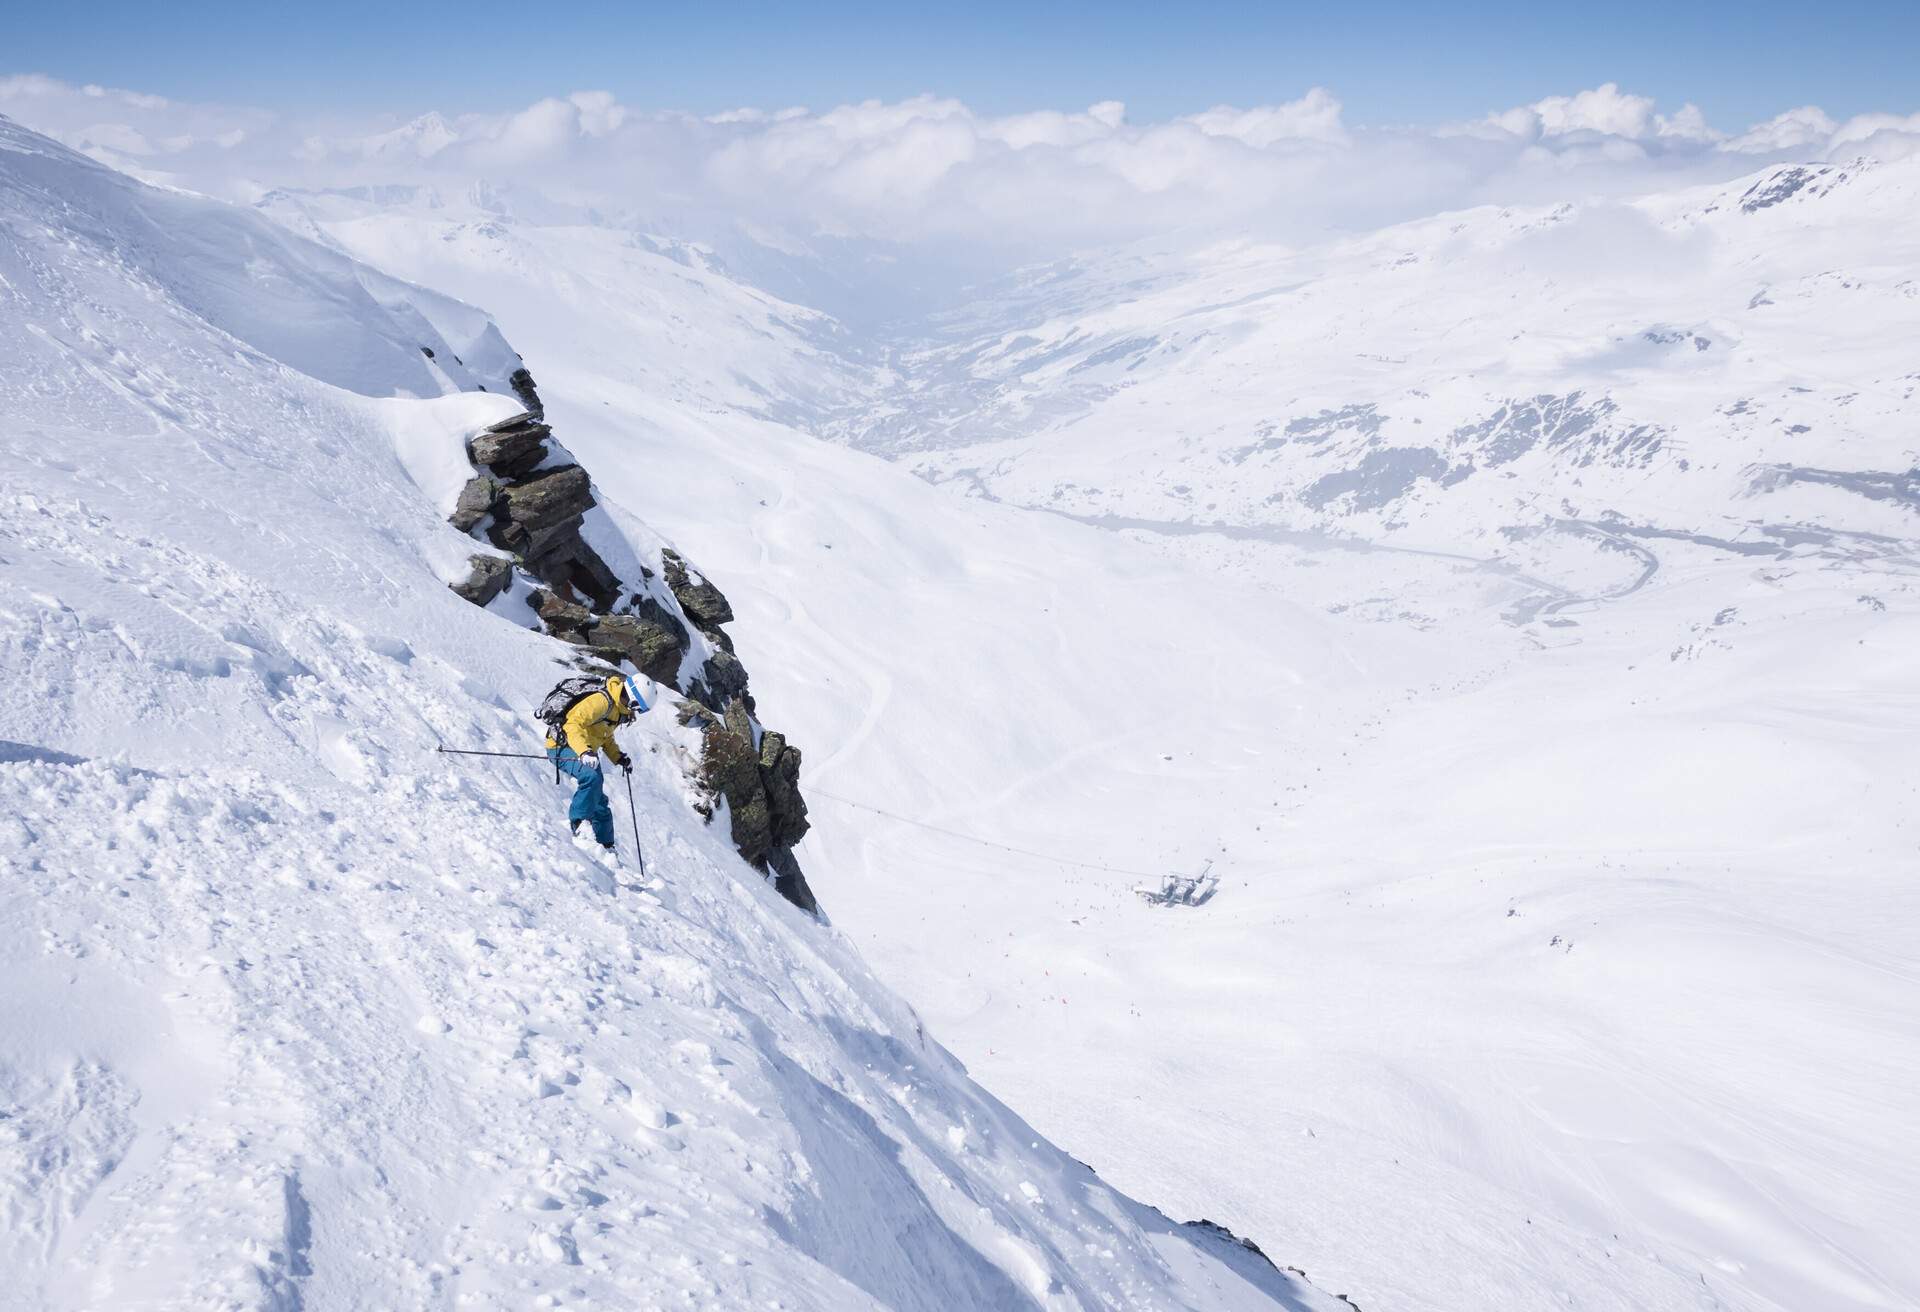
[546,677,636,763]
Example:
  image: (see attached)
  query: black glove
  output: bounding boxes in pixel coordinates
[620,759,633,776]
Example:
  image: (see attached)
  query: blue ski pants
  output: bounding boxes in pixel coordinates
[549,747,615,847]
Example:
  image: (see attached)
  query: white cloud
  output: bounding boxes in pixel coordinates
[1525,82,1659,139]
[71,122,156,155]
[568,90,628,138]
[1181,88,1348,147]
[0,74,273,170]
[1829,109,1920,148]
[1655,103,1721,144]
[2,73,1916,252]
[1720,105,1838,153]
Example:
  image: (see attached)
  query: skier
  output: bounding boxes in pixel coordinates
[542,673,650,850]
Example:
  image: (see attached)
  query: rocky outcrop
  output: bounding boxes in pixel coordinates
[509,365,545,420]
[758,729,810,850]
[592,600,690,687]
[660,548,757,713]
[494,465,593,554]
[453,416,624,612]
[450,474,501,533]
[679,701,814,912]
[469,415,551,479]
[443,406,817,915]
[663,549,735,628]
[451,553,512,607]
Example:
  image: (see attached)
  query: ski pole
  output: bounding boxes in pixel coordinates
[624,768,647,879]
[434,746,549,761]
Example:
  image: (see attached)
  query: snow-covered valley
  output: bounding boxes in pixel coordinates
[4,90,1918,1312]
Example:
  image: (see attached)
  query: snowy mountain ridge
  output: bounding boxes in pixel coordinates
[0,114,1346,1310]
[847,153,1920,572]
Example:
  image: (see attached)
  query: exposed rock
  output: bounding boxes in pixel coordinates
[766,847,820,916]
[575,644,633,670]
[722,696,754,743]
[509,366,545,420]
[662,548,734,629]
[591,600,689,686]
[516,518,590,569]
[465,457,620,612]
[450,475,501,532]
[489,465,597,570]
[699,715,774,867]
[559,545,623,613]
[758,730,810,848]
[469,418,552,479]
[450,554,512,607]
[700,648,752,706]
[685,704,814,903]
[498,464,593,534]
[526,587,593,639]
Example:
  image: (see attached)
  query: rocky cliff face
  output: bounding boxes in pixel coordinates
[445,400,818,914]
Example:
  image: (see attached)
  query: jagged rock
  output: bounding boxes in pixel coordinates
[489,465,594,564]
[722,696,754,741]
[690,702,813,883]
[766,847,820,915]
[450,475,501,532]
[526,587,593,639]
[701,648,751,705]
[576,644,632,669]
[450,554,512,607]
[516,518,590,569]
[592,600,688,686]
[498,464,592,533]
[560,544,623,613]
[480,408,537,434]
[469,419,551,479]
[758,730,810,848]
[662,549,734,629]
[699,717,774,866]
[509,366,545,420]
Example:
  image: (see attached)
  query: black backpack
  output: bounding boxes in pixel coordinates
[537,676,608,741]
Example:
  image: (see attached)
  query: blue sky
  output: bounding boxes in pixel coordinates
[9,0,1917,125]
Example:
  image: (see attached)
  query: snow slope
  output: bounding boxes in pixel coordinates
[280,149,1920,1312]
[253,183,873,432]
[0,116,1347,1311]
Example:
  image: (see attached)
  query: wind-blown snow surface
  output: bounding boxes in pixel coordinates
[0,117,1345,1311]
[283,151,1920,1312]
